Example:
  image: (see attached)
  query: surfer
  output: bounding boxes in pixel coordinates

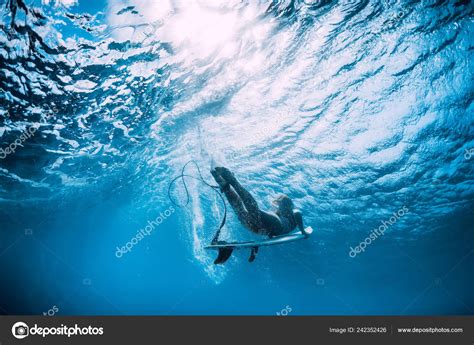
[210,167,309,264]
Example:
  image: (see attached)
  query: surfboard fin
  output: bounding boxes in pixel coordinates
[248,246,259,263]
[214,247,234,265]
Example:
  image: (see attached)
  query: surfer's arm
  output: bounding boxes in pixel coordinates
[294,210,309,238]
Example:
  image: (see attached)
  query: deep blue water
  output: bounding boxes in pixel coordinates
[0,0,473,315]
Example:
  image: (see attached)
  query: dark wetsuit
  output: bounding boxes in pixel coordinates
[211,167,304,237]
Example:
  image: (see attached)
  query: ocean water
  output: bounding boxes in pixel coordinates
[0,0,473,315]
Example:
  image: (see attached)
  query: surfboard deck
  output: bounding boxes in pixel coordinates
[204,226,313,250]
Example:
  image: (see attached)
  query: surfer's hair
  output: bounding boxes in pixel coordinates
[275,194,295,220]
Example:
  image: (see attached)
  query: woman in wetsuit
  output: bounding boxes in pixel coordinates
[210,167,309,264]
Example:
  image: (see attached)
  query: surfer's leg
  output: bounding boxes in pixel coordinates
[223,188,252,226]
[214,167,260,218]
[211,169,251,227]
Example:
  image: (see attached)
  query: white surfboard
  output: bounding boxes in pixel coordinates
[204,226,313,250]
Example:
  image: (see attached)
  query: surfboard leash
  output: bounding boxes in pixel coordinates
[167,160,227,244]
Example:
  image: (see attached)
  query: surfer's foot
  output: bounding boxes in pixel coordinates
[214,247,234,265]
[211,168,230,191]
[214,167,236,185]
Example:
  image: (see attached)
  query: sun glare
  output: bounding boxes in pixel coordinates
[156,1,240,59]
